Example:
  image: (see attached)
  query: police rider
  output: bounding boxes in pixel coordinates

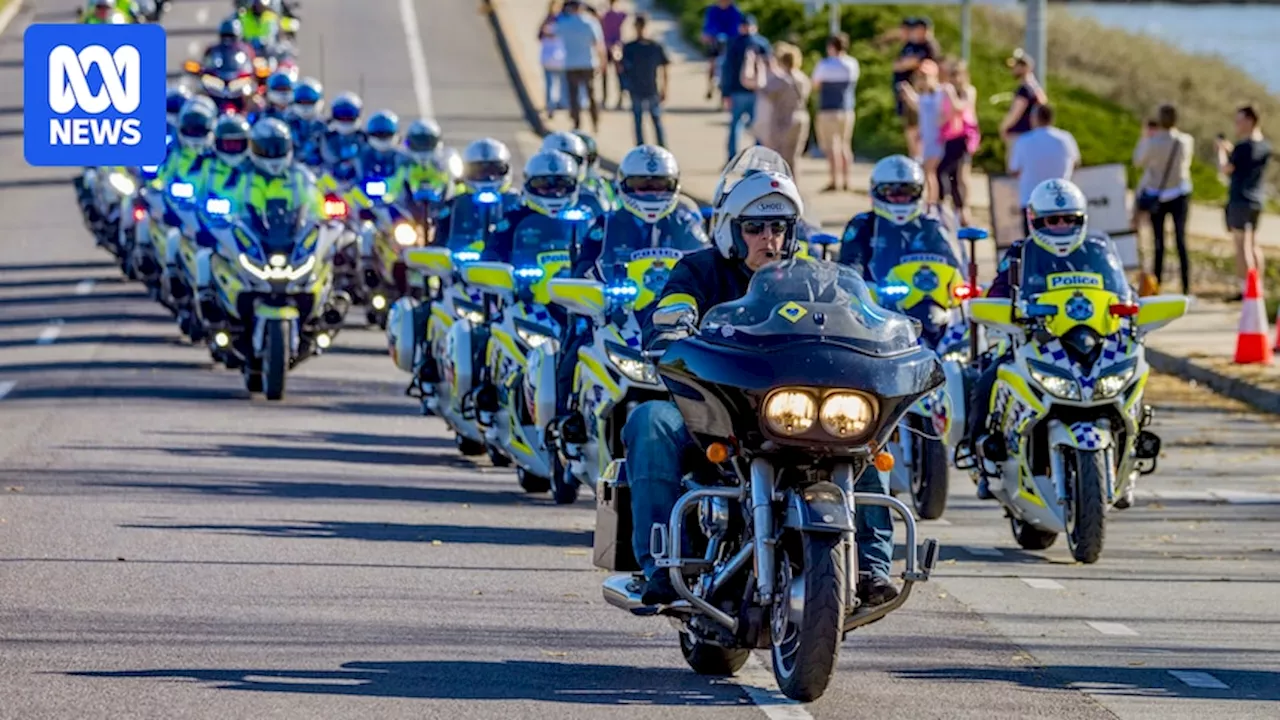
[571,130,619,211]
[836,154,935,280]
[204,18,257,61]
[432,138,520,244]
[541,132,609,220]
[251,71,295,124]
[238,0,282,54]
[191,114,253,337]
[620,155,900,608]
[285,77,325,166]
[240,118,327,230]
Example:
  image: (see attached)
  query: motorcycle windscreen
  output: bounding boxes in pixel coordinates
[1020,235,1132,339]
[868,221,964,311]
[598,216,706,310]
[509,215,573,305]
[444,195,493,250]
[249,199,306,255]
[699,258,919,357]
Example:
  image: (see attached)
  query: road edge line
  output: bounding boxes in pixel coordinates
[1145,346,1280,417]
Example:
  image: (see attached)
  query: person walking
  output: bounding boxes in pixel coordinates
[1217,104,1271,298]
[538,2,567,120]
[937,59,979,227]
[720,13,771,161]
[999,48,1047,168]
[752,43,811,174]
[891,17,939,162]
[701,0,744,101]
[1133,103,1194,294]
[556,0,606,132]
[1009,104,1081,237]
[600,0,628,110]
[620,13,669,147]
[897,59,944,205]
[811,32,859,192]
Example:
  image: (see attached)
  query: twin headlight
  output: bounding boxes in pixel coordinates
[517,326,555,350]
[1029,364,1136,400]
[763,389,876,440]
[238,253,316,283]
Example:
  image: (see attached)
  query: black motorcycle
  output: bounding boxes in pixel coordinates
[594,258,942,701]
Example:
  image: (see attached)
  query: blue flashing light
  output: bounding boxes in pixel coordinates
[453,250,481,263]
[879,282,910,297]
[514,266,545,280]
[475,190,500,205]
[365,180,387,197]
[169,182,194,199]
[561,208,588,222]
[604,282,640,298]
[205,197,231,215]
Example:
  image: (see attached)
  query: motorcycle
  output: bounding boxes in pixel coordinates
[145,173,206,327]
[545,218,707,504]
[355,171,426,328]
[594,258,941,701]
[183,48,265,116]
[870,223,980,520]
[207,198,345,399]
[964,236,1189,562]
[75,165,140,261]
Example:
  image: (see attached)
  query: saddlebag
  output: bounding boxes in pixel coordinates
[593,460,639,572]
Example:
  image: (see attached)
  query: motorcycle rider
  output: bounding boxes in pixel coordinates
[541,132,609,220]
[241,118,327,226]
[963,178,1095,500]
[571,130,619,211]
[154,98,216,197]
[81,0,129,22]
[621,156,900,608]
[432,138,520,243]
[318,92,366,172]
[238,0,281,54]
[250,71,295,124]
[836,154,936,279]
[287,77,325,165]
[164,85,193,143]
[204,18,257,61]
[482,150,586,264]
[188,113,252,336]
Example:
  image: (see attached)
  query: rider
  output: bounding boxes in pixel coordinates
[242,118,327,225]
[238,0,282,54]
[621,153,900,609]
[191,114,253,326]
[205,18,257,60]
[251,71,295,124]
[571,130,619,212]
[836,154,932,280]
[402,119,453,199]
[318,92,366,169]
[154,98,216,198]
[540,132,609,220]
[964,178,1093,499]
[432,138,519,244]
[165,85,194,144]
[482,150,584,264]
[285,77,325,165]
[81,0,127,22]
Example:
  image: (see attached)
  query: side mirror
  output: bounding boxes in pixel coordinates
[1135,294,1191,333]
[404,246,453,277]
[462,262,515,295]
[651,303,698,332]
[965,298,1017,335]
[547,278,606,321]
[957,227,989,242]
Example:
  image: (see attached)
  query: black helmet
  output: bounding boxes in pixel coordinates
[218,17,242,41]
[405,118,442,161]
[177,99,216,150]
[249,118,293,176]
[214,113,251,164]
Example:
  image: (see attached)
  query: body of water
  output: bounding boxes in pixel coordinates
[1061,3,1280,94]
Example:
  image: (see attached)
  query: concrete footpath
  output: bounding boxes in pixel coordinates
[484,0,1280,414]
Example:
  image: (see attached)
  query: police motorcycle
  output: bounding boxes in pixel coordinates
[206,123,343,400]
[457,151,587,486]
[545,147,709,504]
[183,42,265,117]
[965,183,1188,563]
[399,139,519,454]
[77,0,134,24]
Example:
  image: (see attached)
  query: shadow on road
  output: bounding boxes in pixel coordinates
[0,290,148,307]
[119,520,593,547]
[151,429,456,450]
[0,260,119,273]
[0,360,209,375]
[66,660,742,705]
[0,333,182,350]
[89,476,535,508]
[894,665,1280,702]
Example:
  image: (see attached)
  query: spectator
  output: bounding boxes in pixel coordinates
[701,0,744,101]
[892,17,939,161]
[556,0,606,132]
[1133,103,1194,294]
[1009,104,1081,237]
[720,13,771,161]
[753,42,811,174]
[999,48,1047,167]
[1217,104,1271,297]
[620,14,669,147]
[897,59,944,205]
[600,0,628,110]
[538,2,567,120]
[938,59,979,227]
[811,32,859,192]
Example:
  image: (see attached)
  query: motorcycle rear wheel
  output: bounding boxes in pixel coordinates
[263,319,289,401]
[679,631,748,676]
[1065,449,1107,564]
[771,532,845,702]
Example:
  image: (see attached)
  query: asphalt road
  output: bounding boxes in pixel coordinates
[1,2,1278,719]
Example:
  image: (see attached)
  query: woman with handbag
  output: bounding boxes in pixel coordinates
[938,59,979,227]
[1133,103,1195,294]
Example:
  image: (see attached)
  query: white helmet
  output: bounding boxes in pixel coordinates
[540,131,589,181]
[708,148,804,261]
[1026,178,1088,256]
[522,150,580,217]
[461,138,512,193]
[618,145,680,223]
[386,296,422,374]
[870,155,925,225]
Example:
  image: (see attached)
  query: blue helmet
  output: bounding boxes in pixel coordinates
[218,18,242,41]
[365,110,400,152]
[292,76,323,119]
[265,71,295,108]
[329,92,362,134]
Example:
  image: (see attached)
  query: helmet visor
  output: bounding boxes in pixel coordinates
[252,133,292,160]
[1031,212,1085,238]
[873,182,922,205]
[465,160,508,183]
[527,175,576,198]
[331,104,360,124]
[178,115,211,140]
[621,175,677,200]
[216,135,248,155]
[739,218,792,237]
[407,134,440,154]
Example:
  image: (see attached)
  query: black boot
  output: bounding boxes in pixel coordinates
[856,575,900,607]
[640,572,678,605]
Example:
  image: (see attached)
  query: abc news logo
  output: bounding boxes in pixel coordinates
[48,44,143,146]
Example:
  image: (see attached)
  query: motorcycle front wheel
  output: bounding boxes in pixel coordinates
[770,531,845,702]
[910,417,949,520]
[1065,449,1107,563]
[263,319,289,401]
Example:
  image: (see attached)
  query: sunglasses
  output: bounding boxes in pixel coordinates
[741,219,789,236]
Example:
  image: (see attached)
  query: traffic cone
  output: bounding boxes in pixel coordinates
[1273,296,1280,354]
[1234,268,1273,364]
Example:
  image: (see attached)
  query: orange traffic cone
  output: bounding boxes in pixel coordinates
[1234,268,1273,364]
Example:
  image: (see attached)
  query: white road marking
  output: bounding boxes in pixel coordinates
[1167,670,1229,690]
[1020,578,1064,590]
[36,321,64,345]
[724,655,815,720]
[0,381,15,401]
[396,0,435,117]
[75,279,95,296]
[963,546,1004,557]
[195,7,209,24]
[0,0,22,37]
[1086,621,1138,636]
[1212,490,1280,505]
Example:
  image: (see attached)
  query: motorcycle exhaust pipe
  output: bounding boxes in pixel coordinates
[602,574,651,614]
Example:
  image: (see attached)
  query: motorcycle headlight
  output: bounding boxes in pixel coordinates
[453,305,485,324]
[941,349,968,364]
[1095,366,1137,399]
[238,253,316,282]
[393,222,418,246]
[108,172,136,195]
[606,345,659,384]
[819,392,875,439]
[201,74,225,91]
[517,326,555,350]
[1030,368,1080,400]
[227,76,255,93]
[763,389,817,436]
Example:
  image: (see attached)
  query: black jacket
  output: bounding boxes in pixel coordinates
[574,205,708,279]
[836,212,949,282]
[483,205,577,265]
[642,247,752,348]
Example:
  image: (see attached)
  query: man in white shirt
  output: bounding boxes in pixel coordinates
[811,33,860,192]
[1010,104,1081,236]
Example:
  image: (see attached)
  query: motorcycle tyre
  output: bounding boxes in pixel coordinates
[516,467,550,494]
[550,450,578,505]
[455,434,486,456]
[263,319,288,401]
[487,445,512,468]
[910,428,949,520]
[771,532,844,702]
[679,631,748,677]
[1066,449,1106,564]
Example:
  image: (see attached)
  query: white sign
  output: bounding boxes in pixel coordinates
[48,45,141,114]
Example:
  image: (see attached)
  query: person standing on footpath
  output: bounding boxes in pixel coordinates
[1009,104,1080,237]
[720,13,771,162]
[557,0,607,132]
[897,59,945,206]
[999,48,1047,168]
[1217,104,1271,299]
[538,1,567,120]
[938,59,979,227]
[752,43,811,174]
[620,14,669,147]
[810,32,859,193]
[1133,103,1194,294]
[701,0,744,101]
[600,0,628,110]
[892,17,939,162]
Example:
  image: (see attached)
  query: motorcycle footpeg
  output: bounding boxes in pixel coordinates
[920,537,940,578]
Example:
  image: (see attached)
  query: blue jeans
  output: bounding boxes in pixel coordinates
[631,94,666,147]
[726,92,756,160]
[544,69,566,111]
[621,400,894,581]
